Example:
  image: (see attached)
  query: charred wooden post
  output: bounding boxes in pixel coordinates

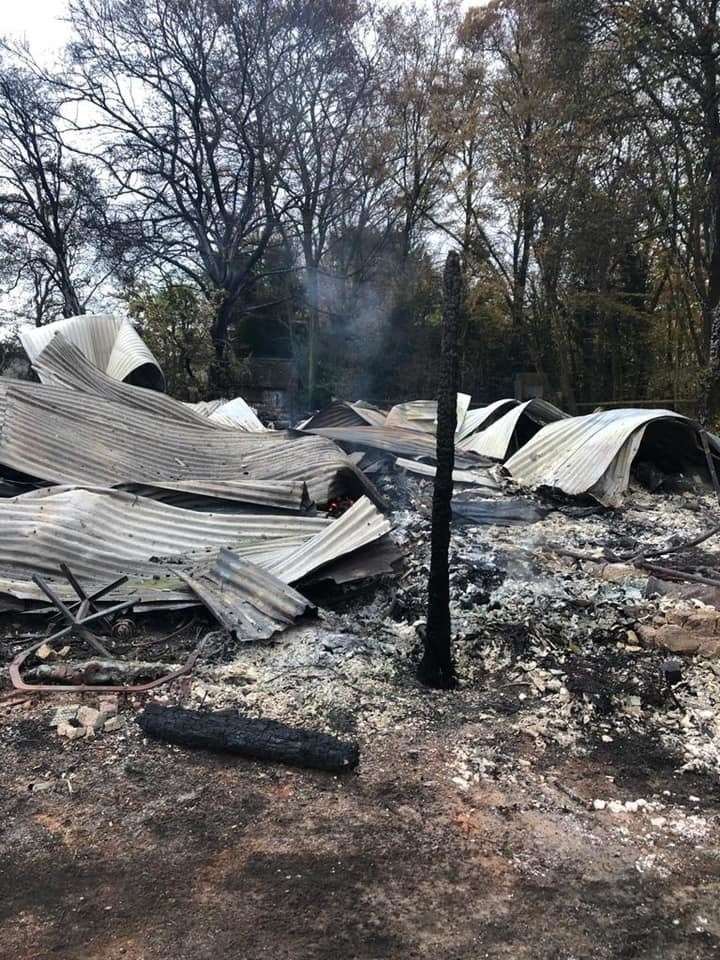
[419,249,461,690]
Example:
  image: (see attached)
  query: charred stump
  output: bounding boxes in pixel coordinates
[418,250,461,690]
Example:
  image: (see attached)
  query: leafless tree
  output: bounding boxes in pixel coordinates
[0,64,105,321]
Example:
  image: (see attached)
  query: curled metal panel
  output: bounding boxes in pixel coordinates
[300,400,387,430]
[456,399,520,441]
[459,399,568,461]
[505,408,719,505]
[0,381,375,505]
[21,313,164,391]
[385,394,472,434]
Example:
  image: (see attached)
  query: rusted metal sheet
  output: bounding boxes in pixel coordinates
[22,313,164,391]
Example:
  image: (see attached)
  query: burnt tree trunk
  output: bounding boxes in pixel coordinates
[418,249,461,690]
[138,703,359,772]
[699,300,720,426]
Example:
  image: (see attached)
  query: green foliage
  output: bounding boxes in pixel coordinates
[126,284,216,401]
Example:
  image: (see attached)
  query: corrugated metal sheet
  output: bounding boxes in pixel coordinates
[0,380,380,506]
[267,496,393,584]
[456,399,520,441]
[305,425,489,468]
[0,488,394,615]
[385,394,472,434]
[459,399,568,461]
[299,400,387,430]
[0,487,330,586]
[33,336,216,428]
[119,479,309,512]
[188,396,266,431]
[505,408,720,506]
[179,550,313,640]
[395,457,501,490]
[22,313,164,391]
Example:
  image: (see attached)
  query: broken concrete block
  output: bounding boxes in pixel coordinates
[655,625,701,654]
[103,716,125,733]
[36,642,56,661]
[49,705,79,728]
[57,721,85,740]
[98,696,119,718]
[77,705,103,731]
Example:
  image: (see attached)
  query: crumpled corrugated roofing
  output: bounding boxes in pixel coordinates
[265,496,393,585]
[505,408,720,506]
[304,425,489,468]
[299,400,387,431]
[456,399,520,441]
[0,488,392,626]
[21,313,164,391]
[0,377,382,507]
[385,394,472,434]
[459,399,568,461]
[179,550,314,640]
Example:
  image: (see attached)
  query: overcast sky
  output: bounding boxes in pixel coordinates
[2,1,71,59]
[2,0,479,61]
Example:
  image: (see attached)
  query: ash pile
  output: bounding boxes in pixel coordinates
[3,317,720,780]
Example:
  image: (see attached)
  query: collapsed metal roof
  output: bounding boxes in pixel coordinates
[299,400,387,430]
[385,394,472,434]
[0,378,380,506]
[303,425,489,468]
[505,408,720,506]
[21,313,165,391]
[0,488,391,624]
[186,396,266,431]
[459,399,568,461]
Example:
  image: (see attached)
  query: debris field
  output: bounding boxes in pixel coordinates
[2,314,720,959]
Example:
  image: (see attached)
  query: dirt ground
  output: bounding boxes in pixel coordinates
[4,481,720,959]
[2,677,719,960]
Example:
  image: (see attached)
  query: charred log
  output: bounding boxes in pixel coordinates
[137,703,360,772]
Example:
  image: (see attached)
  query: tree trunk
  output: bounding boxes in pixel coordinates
[418,250,460,690]
[208,294,235,396]
[306,267,320,409]
[698,300,720,425]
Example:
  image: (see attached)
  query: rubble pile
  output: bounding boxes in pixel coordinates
[1,318,720,794]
